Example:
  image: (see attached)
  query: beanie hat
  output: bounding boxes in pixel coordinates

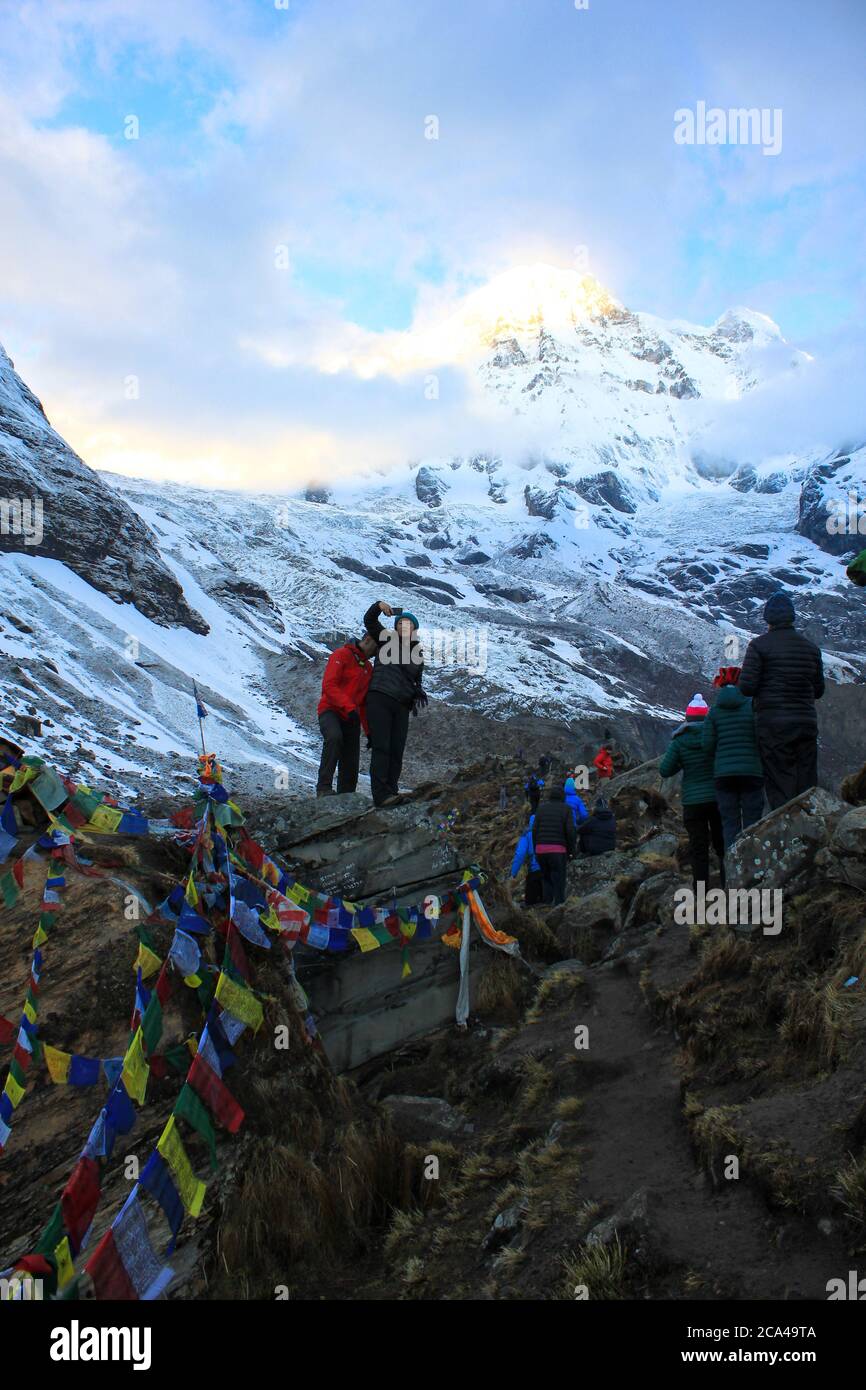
[712,665,741,688]
[397,611,419,630]
[764,591,795,627]
[685,693,709,719]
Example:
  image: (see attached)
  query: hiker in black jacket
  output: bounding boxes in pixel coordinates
[578,797,617,856]
[363,600,427,806]
[531,787,577,904]
[738,592,825,811]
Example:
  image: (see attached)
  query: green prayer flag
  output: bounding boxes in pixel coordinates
[175,1082,218,1170]
[140,994,163,1056]
[34,1202,64,1257]
[1,872,19,908]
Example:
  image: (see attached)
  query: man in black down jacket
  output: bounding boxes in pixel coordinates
[738,592,825,810]
[531,786,577,904]
[363,599,427,806]
[578,797,617,856]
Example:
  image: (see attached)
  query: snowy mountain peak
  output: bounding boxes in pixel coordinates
[444,264,624,350]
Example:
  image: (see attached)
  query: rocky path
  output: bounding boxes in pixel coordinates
[571,952,850,1299]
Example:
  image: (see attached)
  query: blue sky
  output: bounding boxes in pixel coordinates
[0,0,864,486]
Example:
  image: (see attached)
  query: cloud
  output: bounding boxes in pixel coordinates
[0,0,863,489]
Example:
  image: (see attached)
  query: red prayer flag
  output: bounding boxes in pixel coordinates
[189,1053,244,1133]
[61,1156,101,1253]
[86,1228,138,1300]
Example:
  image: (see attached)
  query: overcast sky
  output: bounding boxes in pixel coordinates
[1,0,864,489]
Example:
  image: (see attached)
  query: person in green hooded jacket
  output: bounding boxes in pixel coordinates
[847,550,866,587]
[659,693,725,895]
[702,667,765,850]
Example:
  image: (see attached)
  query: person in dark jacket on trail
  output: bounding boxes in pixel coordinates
[702,667,764,849]
[737,592,824,811]
[316,632,377,795]
[363,600,427,807]
[510,814,543,906]
[531,787,577,905]
[525,774,542,812]
[660,693,725,895]
[578,797,617,856]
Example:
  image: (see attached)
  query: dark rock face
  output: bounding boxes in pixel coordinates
[524,485,559,520]
[572,470,637,515]
[303,485,332,503]
[510,532,556,560]
[476,583,539,603]
[796,459,859,557]
[489,337,527,368]
[0,346,207,633]
[415,465,448,506]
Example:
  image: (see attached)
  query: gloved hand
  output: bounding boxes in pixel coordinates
[366,738,372,750]
[411,689,429,717]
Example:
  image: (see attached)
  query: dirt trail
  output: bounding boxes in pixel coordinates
[572,953,848,1299]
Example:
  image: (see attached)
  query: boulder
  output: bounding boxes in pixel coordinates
[586,1187,658,1251]
[547,888,621,959]
[381,1095,474,1145]
[820,806,866,890]
[622,871,682,933]
[841,762,866,807]
[727,787,848,890]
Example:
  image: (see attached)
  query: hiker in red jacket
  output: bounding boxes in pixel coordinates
[316,633,377,795]
[593,746,614,780]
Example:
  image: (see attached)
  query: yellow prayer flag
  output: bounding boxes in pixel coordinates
[32,924,49,949]
[43,1044,71,1085]
[183,973,202,988]
[4,1072,25,1108]
[133,943,162,979]
[85,804,124,834]
[185,871,198,907]
[9,765,37,793]
[288,883,310,906]
[261,905,281,933]
[23,999,37,1025]
[350,927,381,953]
[157,1115,206,1218]
[54,1237,75,1289]
[215,971,263,1032]
[121,1027,149,1105]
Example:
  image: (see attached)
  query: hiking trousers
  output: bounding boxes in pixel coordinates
[317,710,361,794]
[366,690,410,806]
[756,719,818,811]
[682,802,725,893]
[537,852,568,905]
[524,869,544,907]
[714,777,765,851]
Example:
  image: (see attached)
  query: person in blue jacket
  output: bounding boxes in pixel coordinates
[563,776,589,827]
[510,814,543,906]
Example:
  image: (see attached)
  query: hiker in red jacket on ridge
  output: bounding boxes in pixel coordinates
[316,632,378,795]
[593,746,614,780]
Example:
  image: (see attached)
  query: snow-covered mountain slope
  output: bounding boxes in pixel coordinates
[1,266,863,796]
